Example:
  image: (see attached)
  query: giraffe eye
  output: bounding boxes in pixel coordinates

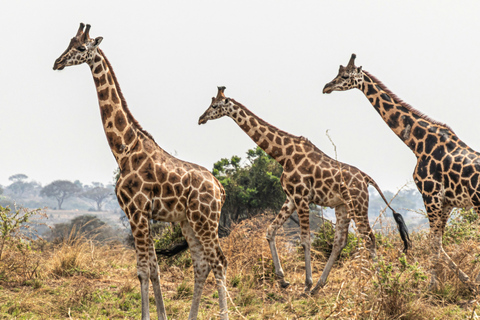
[212,104,218,109]
[341,75,349,80]
[77,46,86,52]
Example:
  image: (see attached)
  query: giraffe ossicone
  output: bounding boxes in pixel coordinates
[324,53,480,291]
[54,23,229,320]
[199,86,410,295]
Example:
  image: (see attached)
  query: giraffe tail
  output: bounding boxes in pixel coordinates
[367,178,411,253]
[155,239,189,257]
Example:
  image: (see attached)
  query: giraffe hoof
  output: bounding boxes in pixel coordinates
[467,283,478,294]
[279,280,290,289]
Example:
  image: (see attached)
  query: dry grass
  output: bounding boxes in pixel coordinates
[1,214,480,319]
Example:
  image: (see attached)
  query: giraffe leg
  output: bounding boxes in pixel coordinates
[186,208,228,320]
[352,212,377,263]
[266,198,295,288]
[147,229,167,320]
[179,220,211,320]
[434,207,474,291]
[296,200,314,292]
[130,215,153,320]
[311,206,350,295]
[426,205,468,291]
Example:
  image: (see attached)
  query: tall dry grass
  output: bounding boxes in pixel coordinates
[1,212,480,319]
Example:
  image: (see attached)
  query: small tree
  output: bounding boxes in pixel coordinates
[40,180,81,210]
[0,205,45,260]
[213,147,285,233]
[81,186,113,211]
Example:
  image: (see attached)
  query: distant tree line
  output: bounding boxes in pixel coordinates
[0,174,115,211]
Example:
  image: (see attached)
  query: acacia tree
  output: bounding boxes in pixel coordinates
[81,186,113,211]
[6,174,40,198]
[213,147,285,234]
[40,180,81,210]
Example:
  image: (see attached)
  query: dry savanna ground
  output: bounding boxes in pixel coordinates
[2,212,480,319]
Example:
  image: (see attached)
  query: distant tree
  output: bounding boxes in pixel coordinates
[81,186,113,211]
[0,186,3,196]
[5,174,41,198]
[73,180,84,191]
[8,174,28,183]
[213,146,285,233]
[40,180,81,210]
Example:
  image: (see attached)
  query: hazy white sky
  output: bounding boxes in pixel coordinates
[1,1,480,192]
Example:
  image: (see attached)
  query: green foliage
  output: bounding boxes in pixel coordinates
[0,205,45,282]
[0,205,44,260]
[311,220,359,260]
[213,147,285,233]
[374,255,427,318]
[173,281,193,300]
[443,208,480,245]
[153,223,192,268]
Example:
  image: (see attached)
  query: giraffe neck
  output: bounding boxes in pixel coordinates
[359,71,455,158]
[228,100,310,166]
[88,49,155,163]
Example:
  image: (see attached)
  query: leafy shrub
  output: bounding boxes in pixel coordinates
[443,208,480,245]
[311,220,359,260]
[0,205,46,282]
[374,255,427,319]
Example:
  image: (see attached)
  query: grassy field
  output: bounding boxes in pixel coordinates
[1,213,480,319]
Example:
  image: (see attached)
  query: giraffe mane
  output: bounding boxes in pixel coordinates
[229,98,305,142]
[98,49,157,142]
[363,70,455,133]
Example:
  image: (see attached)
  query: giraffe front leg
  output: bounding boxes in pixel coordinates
[147,230,167,320]
[131,215,153,320]
[266,198,295,288]
[311,208,350,295]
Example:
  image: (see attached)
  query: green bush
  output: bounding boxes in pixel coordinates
[443,208,480,245]
[311,220,359,260]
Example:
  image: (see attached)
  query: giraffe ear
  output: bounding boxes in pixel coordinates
[357,66,362,73]
[93,37,103,47]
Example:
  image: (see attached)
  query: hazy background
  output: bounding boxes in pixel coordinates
[1,1,480,192]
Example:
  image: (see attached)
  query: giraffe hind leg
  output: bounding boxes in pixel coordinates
[186,206,229,320]
[311,206,350,295]
[180,220,211,320]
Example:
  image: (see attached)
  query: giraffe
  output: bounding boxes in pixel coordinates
[198,86,410,295]
[323,53,480,291]
[53,23,229,320]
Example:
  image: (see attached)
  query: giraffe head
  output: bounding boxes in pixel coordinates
[323,54,363,94]
[53,23,103,70]
[198,86,234,124]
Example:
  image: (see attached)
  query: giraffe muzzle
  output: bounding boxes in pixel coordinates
[198,116,208,125]
[322,83,334,94]
[53,58,66,71]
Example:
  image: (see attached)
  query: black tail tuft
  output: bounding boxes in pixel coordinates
[155,239,189,257]
[392,211,411,253]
